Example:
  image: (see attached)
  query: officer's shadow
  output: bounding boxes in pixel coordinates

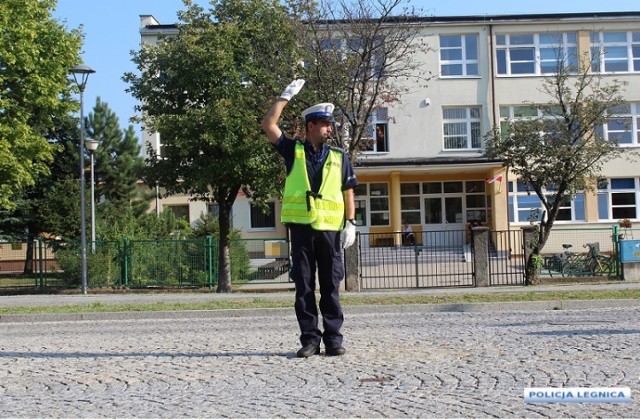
[0,350,305,359]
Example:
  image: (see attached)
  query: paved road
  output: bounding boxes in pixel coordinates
[1,303,638,418]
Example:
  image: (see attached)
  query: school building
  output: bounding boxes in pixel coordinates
[138,11,640,247]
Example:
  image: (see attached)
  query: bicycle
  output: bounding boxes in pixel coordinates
[582,242,613,276]
[549,242,612,277]
[544,243,576,277]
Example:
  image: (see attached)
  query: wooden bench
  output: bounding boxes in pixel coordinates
[257,259,289,279]
[374,237,395,247]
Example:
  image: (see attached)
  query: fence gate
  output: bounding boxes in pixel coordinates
[358,230,475,290]
[488,229,526,286]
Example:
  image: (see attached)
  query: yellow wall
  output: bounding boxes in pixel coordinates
[357,169,509,245]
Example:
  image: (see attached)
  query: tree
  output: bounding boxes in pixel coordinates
[86,98,147,214]
[295,0,433,162]
[0,113,80,273]
[484,57,637,284]
[0,98,150,275]
[125,0,301,292]
[0,0,83,210]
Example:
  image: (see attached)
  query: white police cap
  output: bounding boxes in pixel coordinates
[302,103,335,122]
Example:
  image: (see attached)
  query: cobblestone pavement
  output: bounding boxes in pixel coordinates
[0,305,638,418]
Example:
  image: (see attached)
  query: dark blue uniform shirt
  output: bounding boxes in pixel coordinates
[273,134,358,193]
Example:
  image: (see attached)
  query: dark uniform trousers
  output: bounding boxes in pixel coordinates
[288,223,344,347]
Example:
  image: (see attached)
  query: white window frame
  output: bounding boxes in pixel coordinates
[353,184,368,226]
[598,102,640,146]
[496,32,578,76]
[319,37,385,78]
[165,204,190,223]
[508,181,585,224]
[499,105,568,145]
[439,34,479,77]
[368,182,390,227]
[464,181,487,223]
[400,182,421,225]
[442,106,482,150]
[597,178,639,221]
[591,31,640,73]
[249,201,276,231]
[361,108,390,153]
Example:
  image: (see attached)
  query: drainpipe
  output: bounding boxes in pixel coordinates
[488,23,498,128]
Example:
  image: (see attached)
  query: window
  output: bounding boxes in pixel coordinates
[596,103,640,146]
[207,203,220,218]
[591,31,640,73]
[369,183,390,226]
[499,105,566,142]
[353,183,389,226]
[499,105,539,135]
[443,107,481,150]
[422,182,442,224]
[598,178,638,220]
[439,34,479,77]
[362,108,389,153]
[320,38,342,51]
[507,181,585,223]
[319,37,385,78]
[400,183,421,224]
[353,184,367,226]
[250,202,275,229]
[546,184,585,222]
[465,181,486,223]
[159,144,169,160]
[166,205,189,222]
[496,32,578,76]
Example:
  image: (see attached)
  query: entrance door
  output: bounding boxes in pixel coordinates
[423,195,466,247]
[444,196,464,229]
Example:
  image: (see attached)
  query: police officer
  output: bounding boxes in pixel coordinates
[262,79,358,357]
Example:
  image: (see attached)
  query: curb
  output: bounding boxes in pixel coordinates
[1,298,638,323]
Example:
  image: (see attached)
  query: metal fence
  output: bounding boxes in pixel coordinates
[359,230,475,290]
[538,226,623,278]
[0,240,39,288]
[0,237,291,290]
[358,226,624,290]
[125,239,211,288]
[488,229,526,286]
[0,226,628,291]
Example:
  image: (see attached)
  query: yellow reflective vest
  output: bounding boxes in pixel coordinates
[281,142,345,231]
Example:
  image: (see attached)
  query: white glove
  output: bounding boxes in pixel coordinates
[340,222,356,249]
[280,79,305,101]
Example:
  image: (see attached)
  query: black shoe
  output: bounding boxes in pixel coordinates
[325,343,346,356]
[297,344,320,358]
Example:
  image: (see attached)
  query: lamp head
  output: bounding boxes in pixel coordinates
[85,138,99,152]
[69,63,96,92]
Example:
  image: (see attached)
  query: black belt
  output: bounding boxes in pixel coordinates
[305,191,323,212]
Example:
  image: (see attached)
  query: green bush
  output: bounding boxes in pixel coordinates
[193,213,250,282]
[54,246,81,286]
[46,212,253,289]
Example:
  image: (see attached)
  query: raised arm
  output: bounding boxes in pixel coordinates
[261,99,287,144]
[261,79,305,144]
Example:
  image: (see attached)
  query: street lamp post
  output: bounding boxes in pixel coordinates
[85,138,99,254]
[69,63,95,295]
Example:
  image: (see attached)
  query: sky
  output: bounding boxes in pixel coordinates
[52,0,640,139]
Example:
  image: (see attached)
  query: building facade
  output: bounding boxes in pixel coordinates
[139,11,640,245]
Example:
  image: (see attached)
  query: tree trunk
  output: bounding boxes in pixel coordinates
[23,233,35,275]
[525,254,541,285]
[216,204,233,293]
